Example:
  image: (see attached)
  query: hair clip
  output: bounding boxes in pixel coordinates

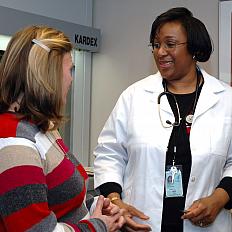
[32,39,50,52]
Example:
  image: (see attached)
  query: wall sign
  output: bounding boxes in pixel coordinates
[0,6,101,52]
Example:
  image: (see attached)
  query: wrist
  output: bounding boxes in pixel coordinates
[107,192,121,202]
[212,188,230,208]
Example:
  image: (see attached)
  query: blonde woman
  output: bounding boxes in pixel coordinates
[0,25,124,232]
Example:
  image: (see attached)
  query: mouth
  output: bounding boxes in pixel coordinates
[158,60,173,69]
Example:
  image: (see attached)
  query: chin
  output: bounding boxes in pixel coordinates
[160,73,172,80]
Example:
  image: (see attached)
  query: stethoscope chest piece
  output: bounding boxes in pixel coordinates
[185,114,194,124]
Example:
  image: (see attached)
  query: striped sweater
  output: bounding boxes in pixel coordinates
[0,113,107,232]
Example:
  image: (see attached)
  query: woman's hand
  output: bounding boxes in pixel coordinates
[108,193,151,231]
[91,195,125,232]
[181,188,230,227]
[102,197,122,216]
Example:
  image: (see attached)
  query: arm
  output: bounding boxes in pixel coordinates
[0,141,109,232]
[182,188,229,226]
[182,129,232,227]
[94,92,130,190]
[94,92,151,231]
[216,177,232,209]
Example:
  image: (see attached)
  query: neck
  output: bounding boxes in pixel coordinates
[165,70,200,94]
[7,92,24,112]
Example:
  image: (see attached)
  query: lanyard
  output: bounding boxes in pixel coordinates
[159,67,202,163]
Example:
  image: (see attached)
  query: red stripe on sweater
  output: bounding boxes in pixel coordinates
[0,216,6,231]
[51,184,86,219]
[0,165,45,195]
[3,202,50,232]
[46,157,75,189]
[79,220,96,232]
[56,139,69,153]
[77,164,88,180]
[0,113,18,137]
[66,222,81,232]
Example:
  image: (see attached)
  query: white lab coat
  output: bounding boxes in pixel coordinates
[94,69,232,232]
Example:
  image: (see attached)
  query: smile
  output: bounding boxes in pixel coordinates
[159,61,173,68]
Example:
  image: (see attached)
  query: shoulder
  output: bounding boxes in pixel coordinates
[0,113,39,151]
[0,113,52,160]
[0,113,39,142]
[202,70,232,95]
[118,73,161,103]
[125,73,160,93]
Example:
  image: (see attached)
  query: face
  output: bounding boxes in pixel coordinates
[62,52,74,104]
[153,21,195,81]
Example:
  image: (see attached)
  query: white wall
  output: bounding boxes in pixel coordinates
[0,0,92,26]
[91,0,219,163]
[0,0,220,165]
[0,0,94,165]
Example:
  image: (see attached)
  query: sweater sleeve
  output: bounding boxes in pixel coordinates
[0,140,107,232]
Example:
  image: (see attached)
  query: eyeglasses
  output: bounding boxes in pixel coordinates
[148,41,187,51]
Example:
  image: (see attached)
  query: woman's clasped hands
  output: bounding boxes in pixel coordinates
[91,195,125,231]
[108,195,152,232]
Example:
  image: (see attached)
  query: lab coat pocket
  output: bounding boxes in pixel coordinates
[209,116,231,159]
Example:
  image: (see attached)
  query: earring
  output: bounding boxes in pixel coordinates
[193,54,196,60]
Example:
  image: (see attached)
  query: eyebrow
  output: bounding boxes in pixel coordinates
[154,35,178,40]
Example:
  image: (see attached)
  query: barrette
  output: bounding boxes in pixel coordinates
[32,39,50,52]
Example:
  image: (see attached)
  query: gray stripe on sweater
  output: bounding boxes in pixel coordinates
[59,202,88,223]
[78,218,107,232]
[16,120,39,142]
[48,169,84,206]
[0,184,47,217]
[27,211,57,232]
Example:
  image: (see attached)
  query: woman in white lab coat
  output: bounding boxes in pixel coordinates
[94,7,232,232]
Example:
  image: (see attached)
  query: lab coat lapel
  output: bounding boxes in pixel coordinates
[193,71,223,122]
[144,70,225,124]
[145,72,173,114]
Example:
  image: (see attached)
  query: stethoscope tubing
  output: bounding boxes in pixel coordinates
[157,91,181,128]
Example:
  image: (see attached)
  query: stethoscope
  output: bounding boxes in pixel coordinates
[157,91,181,128]
[157,67,201,128]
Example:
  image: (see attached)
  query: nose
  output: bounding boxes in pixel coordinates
[156,45,168,56]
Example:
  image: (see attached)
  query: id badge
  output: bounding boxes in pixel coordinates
[165,165,183,198]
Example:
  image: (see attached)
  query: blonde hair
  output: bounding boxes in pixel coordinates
[0,25,72,132]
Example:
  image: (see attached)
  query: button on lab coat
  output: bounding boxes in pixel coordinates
[94,69,232,231]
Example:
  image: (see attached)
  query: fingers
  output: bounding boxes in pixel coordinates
[124,215,151,231]
[108,199,151,231]
[110,203,121,215]
[117,214,126,228]
[102,200,122,216]
[128,205,150,220]
[103,197,111,209]
[92,195,105,216]
[107,211,126,232]
[193,219,211,228]
[181,200,204,220]
[121,226,136,232]
[181,197,218,228]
